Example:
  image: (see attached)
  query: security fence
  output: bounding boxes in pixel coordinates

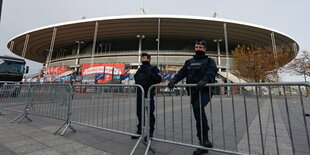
[0,84,30,113]
[70,84,145,154]
[1,82,309,155]
[5,84,75,135]
[145,82,310,155]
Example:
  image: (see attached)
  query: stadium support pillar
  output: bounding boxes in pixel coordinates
[157,18,161,67]
[224,23,230,96]
[293,42,298,56]
[271,32,280,82]
[45,27,57,69]
[75,40,84,73]
[91,21,99,67]
[9,41,14,52]
[22,34,30,58]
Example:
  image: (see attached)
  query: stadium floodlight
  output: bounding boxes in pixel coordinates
[136,34,145,39]
[75,40,85,44]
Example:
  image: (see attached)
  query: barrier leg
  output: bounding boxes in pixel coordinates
[130,137,143,155]
[17,113,32,124]
[24,113,32,122]
[144,140,154,155]
[61,123,76,136]
[54,121,76,136]
[54,121,67,135]
[11,112,32,124]
[10,113,24,123]
[60,124,70,136]
[68,123,76,132]
[143,98,155,154]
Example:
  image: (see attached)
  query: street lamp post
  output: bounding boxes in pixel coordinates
[213,39,222,72]
[136,34,145,63]
[223,23,230,96]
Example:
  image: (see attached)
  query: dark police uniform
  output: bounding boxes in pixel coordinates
[170,54,217,144]
[134,60,162,136]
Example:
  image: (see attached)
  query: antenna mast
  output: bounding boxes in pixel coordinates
[140,0,146,15]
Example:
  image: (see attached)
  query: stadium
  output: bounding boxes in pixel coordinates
[6,15,299,83]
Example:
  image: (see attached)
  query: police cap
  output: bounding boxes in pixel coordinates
[195,39,207,48]
[141,52,151,59]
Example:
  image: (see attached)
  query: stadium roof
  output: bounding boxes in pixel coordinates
[7,15,299,63]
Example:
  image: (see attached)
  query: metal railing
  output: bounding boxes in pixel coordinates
[145,82,310,155]
[8,84,75,135]
[0,84,30,114]
[1,82,309,154]
[70,84,145,154]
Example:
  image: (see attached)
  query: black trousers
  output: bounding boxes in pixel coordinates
[136,90,155,134]
[190,91,211,143]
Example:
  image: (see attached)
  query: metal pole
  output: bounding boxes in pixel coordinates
[9,41,14,51]
[282,86,295,155]
[157,18,160,67]
[45,27,57,69]
[224,23,230,96]
[75,41,81,72]
[138,35,142,63]
[268,85,280,155]
[292,42,298,56]
[217,40,221,72]
[0,0,3,22]
[22,34,30,58]
[271,32,278,80]
[91,21,99,67]
[213,39,222,72]
[271,32,281,94]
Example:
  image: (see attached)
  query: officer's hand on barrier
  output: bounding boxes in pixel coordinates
[168,81,175,89]
[197,80,207,91]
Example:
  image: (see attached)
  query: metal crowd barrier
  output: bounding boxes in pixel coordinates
[0,84,30,114]
[144,82,310,155]
[9,84,75,136]
[70,84,145,154]
[1,82,309,154]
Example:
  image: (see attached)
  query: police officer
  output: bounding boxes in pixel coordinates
[132,52,162,139]
[168,39,217,155]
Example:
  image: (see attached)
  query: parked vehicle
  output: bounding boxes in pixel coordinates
[0,55,28,97]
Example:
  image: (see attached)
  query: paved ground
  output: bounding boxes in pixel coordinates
[0,91,309,155]
[0,112,111,155]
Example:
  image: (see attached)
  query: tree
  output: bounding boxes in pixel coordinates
[232,44,291,82]
[285,50,310,82]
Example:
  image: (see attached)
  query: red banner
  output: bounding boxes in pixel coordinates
[81,63,125,83]
[45,66,68,77]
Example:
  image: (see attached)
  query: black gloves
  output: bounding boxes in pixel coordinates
[168,80,176,89]
[196,80,207,91]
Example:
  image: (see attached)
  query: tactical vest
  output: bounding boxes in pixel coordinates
[186,57,215,84]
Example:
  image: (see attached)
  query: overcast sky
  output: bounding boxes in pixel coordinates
[0,0,309,81]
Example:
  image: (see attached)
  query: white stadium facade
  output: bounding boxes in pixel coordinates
[7,15,299,83]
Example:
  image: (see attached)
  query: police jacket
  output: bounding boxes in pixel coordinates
[172,55,217,92]
[134,62,162,97]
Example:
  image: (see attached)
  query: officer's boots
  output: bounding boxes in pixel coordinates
[131,129,141,139]
[193,135,213,155]
[132,129,154,141]
[143,130,154,142]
